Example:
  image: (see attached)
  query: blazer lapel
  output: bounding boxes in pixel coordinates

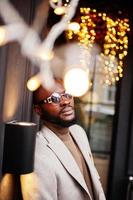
[41,126,91,197]
[70,127,103,200]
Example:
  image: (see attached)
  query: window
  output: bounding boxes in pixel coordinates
[75,57,116,193]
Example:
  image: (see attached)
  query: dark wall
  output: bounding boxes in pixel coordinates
[0,0,36,178]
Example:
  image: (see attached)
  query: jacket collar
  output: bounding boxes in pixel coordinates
[70,125,104,200]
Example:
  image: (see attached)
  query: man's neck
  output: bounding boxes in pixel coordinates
[43,121,69,136]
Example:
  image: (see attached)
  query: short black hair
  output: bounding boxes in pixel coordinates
[32,78,64,105]
[32,86,43,105]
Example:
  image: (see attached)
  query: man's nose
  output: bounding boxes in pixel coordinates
[60,97,70,106]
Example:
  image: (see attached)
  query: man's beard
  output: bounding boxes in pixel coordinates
[40,110,77,128]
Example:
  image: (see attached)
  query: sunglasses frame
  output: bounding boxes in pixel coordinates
[38,92,72,105]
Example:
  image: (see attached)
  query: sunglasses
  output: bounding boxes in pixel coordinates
[37,92,73,104]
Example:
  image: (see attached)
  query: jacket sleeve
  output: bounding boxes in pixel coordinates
[34,156,58,200]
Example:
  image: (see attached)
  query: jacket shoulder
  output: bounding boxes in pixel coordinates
[70,124,87,138]
[70,124,92,152]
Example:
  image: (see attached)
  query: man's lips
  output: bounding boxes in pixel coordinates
[61,110,74,116]
[60,107,74,115]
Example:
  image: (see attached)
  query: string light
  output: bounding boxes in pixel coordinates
[66,7,130,85]
[100,16,130,84]
[52,0,59,3]
[68,22,80,32]
[54,6,66,15]
[50,0,70,16]
[37,48,54,60]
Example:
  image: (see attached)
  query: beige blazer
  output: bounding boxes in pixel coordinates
[34,124,106,200]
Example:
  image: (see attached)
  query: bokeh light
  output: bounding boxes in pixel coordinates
[27,76,41,91]
[64,68,89,97]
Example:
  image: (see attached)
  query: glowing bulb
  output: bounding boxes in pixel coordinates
[64,68,89,97]
[68,22,80,32]
[27,76,41,91]
[37,49,54,60]
[54,6,66,15]
[0,26,6,46]
[52,0,59,3]
[116,77,119,81]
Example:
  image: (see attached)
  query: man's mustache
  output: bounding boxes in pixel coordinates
[59,105,74,114]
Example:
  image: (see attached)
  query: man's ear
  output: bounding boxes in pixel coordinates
[34,105,42,115]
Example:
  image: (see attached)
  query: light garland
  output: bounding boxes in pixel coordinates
[66,7,130,85]
[101,16,129,84]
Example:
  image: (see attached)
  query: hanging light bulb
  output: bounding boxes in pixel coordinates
[54,6,66,15]
[68,22,80,32]
[37,48,54,61]
[52,0,59,3]
[64,68,89,97]
[27,76,41,91]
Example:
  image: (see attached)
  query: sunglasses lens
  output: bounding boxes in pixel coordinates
[51,94,61,103]
[64,93,72,99]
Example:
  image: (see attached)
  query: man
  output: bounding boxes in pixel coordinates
[33,79,106,200]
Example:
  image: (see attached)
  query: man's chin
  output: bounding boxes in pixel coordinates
[43,116,77,128]
[41,113,77,128]
[56,118,77,128]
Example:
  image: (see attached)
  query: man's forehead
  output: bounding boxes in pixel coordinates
[54,81,65,92]
[37,81,65,97]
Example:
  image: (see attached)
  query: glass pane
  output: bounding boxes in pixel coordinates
[89,111,113,153]
[74,57,116,194]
